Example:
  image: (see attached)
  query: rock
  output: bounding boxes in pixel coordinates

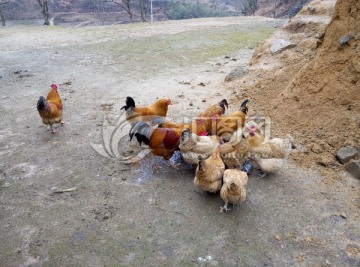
[224,66,246,82]
[340,213,347,219]
[339,34,351,46]
[346,160,360,179]
[336,146,358,164]
[270,39,297,54]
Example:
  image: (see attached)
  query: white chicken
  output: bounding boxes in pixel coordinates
[220,169,248,213]
[247,122,293,176]
[179,128,220,165]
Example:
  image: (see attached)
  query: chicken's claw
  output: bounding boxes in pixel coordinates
[169,162,181,169]
[256,168,267,178]
[220,204,231,213]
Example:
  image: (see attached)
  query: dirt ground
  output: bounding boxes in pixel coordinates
[0,14,359,267]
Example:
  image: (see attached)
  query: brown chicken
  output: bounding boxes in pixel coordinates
[121,96,172,124]
[193,99,228,136]
[220,169,248,213]
[37,84,63,133]
[179,128,220,165]
[219,127,250,168]
[193,149,225,193]
[129,121,182,168]
[152,116,210,136]
[214,99,249,142]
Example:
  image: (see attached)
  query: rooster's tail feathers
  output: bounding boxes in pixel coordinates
[37,96,47,111]
[218,99,229,112]
[240,99,249,114]
[129,121,152,146]
[121,96,136,111]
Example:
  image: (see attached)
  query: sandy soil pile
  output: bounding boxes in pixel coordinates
[228,0,359,178]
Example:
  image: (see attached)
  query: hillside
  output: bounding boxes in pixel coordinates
[227,0,359,178]
[2,0,312,25]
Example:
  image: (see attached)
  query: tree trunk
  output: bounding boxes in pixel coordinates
[140,0,146,22]
[0,7,5,26]
[37,0,50,25]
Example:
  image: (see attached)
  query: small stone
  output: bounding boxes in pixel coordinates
[346,160,360,179]
[339,34,351,46]
[225,66,246,82]
[340,213,347,219]
[336,146,358,164]
[202,99,206,102]
[103,215,110,220]
[189,102,193,106]
[275,234,281,240]
[122,177,127,180]
[270,39,296,54]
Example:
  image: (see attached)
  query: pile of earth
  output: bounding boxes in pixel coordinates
[227,0,359,178]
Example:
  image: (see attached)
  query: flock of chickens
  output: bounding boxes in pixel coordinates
[37,84,293,213]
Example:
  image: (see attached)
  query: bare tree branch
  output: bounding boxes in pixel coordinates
[98,0,133,20]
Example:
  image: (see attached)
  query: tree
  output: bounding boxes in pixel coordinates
[37,0,50,25]
[99,0,133,21]
[0,0,10,26]
[139,0,148,22]
[242,0,258,15]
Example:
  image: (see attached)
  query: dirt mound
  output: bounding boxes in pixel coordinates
[228,0,359,177]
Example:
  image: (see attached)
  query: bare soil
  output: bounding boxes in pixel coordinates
[0,14,359,267]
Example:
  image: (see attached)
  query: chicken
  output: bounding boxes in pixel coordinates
[192,99,228,135]
[220,169,248,213]
[246,122,293,176]
[151,117,189,131]
[219,127,250,169]
[152,116,209,136]
[129,121,182,168]
[121,96,172,124]
[179,128,220,165]
[214,99,249,142]
[194,150,225,193]
[37,84,63,133]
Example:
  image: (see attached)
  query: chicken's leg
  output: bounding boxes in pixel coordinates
[220,202,231,213]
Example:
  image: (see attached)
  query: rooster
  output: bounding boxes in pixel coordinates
[194,150,225,193]
[37,84,63,133]
[121,96,172,124]
[219,127,249,169]
[220,169,248,213]
[179,128,220,165]
[129,121,182,168]
[214,99,249,142]
[246,122,293,176]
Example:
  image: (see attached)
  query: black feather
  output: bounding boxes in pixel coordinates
[37,96,47,111]
[121,96,136,111]
[218,99,228,112]
[240,99,249,108]
[129,121,151,146]
[240,99,249,114]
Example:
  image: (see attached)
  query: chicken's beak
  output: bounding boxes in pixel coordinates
[167,99,172,105]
